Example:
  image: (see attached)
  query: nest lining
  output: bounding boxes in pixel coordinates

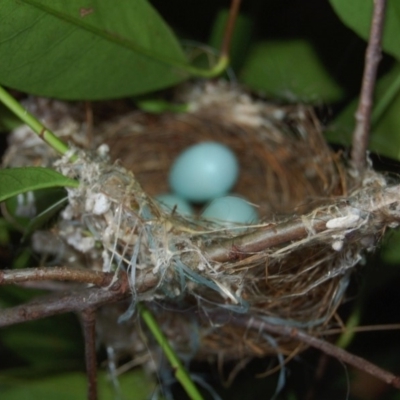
[3,81,399,366]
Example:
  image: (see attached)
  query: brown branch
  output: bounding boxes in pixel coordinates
[230,315,400,389]
[0,266,114,286]
[0,280,129,328]
[351,0,387,174]
[81,308,98,400]
[205,217,327,262]
[203,184,400,262]
[1,184,399,327]
[220,0,242,58]
[0,269,158,328]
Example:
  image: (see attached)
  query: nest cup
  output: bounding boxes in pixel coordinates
[102,85,344,217]
[92,82,351,362]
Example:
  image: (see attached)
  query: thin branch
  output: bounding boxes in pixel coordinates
[230,315,400,389]
[351,0,387,174]
[321,323,400,336]
[0,281,129,328]
[81,308,98,400]
[220,0,242,58]
[1,184,399,327]
[202,184,400,262]
[204,217,327,262]
[0,266,114,287]
[0,85,70,156]
[0,269,158,328]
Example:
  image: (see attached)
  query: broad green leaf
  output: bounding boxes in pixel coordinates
[1,370,154,399]
[240,40,344,103]
[0,167,78,203]
[329,0,400,61]
[327,63,400,160]
[0,0,189,100]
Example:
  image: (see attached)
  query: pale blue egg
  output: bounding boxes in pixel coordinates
[155,193,194,215]
[169,142,239,203]
[201,196,258,228]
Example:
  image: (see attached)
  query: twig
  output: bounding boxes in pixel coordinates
[186,0,242,78]
[351,0,387,174]
[2,184,400,326]
[0,266,114,286]
[321,323,400,336]
[203,183,400,262]
[220,0,242,58]
[204,216,327,262]
[231,315,400,389]
[81,308,98,400]
[0,281,129,328]
[0,269,158,328]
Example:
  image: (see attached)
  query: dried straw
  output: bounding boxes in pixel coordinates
[3,81,400,368]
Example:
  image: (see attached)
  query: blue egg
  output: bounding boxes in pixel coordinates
[201,196,258,228]
[155,193,194,216]
[169,142,239,203]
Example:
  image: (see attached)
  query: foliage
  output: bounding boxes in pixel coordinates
[1,1,400,399]
[0,167,77,202]
[1,370,154,399]
[0,0,189,99]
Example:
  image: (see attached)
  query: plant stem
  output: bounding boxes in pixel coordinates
[193,55,230,79]
[0,85,70,156]
[0,286,128,328]
[220,0,242,58]
[351,0,387,174]
[335,308,361,349]
[0,266,114,286]
[81,308,98,400]
[138,303,204,400]
[187,0,241,78]
[202,183,400,263]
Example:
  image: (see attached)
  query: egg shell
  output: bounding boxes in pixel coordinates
[169,142,239,203]
[155,193,194,215]
[201,195,259,228]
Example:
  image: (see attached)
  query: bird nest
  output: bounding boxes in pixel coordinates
[3,81,398,367]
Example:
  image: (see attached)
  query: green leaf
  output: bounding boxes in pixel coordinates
[240,40,344,103]
[0,0,189,100]
[329,0,400,61]
[1,370,154,399]
[0,167,78,203]
[327,62,400,160]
